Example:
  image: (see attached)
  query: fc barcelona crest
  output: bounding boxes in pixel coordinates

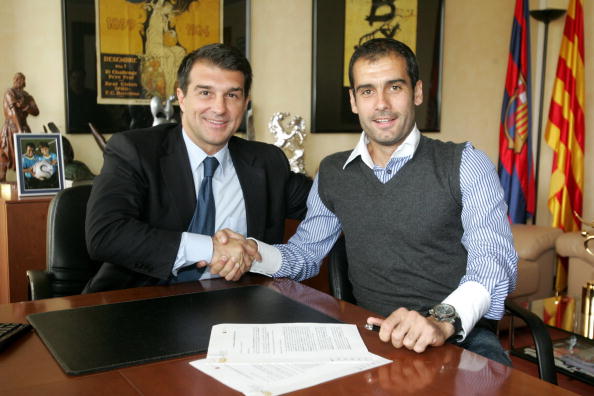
[503,75,529,154]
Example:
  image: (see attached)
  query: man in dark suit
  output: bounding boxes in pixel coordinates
[83,43,311,293]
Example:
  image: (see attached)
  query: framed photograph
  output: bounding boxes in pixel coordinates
[312,0,444,133]
[13,134,66,197]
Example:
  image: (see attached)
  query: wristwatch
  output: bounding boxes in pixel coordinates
[428,303,462,336]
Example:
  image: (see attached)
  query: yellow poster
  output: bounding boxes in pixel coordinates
[96,0,220,104]
[343,0,417,87]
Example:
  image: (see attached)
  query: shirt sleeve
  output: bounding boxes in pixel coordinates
[248,176,343,280]
[172,232,213,276]
[446,142,518,335]
[248,239,282,276]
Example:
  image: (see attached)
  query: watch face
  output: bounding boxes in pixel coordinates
[434,304,455,318]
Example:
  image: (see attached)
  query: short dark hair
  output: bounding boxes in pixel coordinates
[177,43,252,96]
[348,38,419,89]
[39,142,49,148]
[26,142,35,150]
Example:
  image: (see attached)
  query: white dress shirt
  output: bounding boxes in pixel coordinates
[172,129,247,279]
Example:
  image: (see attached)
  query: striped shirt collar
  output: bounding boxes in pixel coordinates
[181,128,230,176]
[343,124,421,169]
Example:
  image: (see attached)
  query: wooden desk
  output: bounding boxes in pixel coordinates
[0,276,573,395]
[0,184,52,304]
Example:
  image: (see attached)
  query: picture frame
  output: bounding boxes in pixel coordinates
[13,134,66,197]
[312,0,444,133]
[62,0,249,134]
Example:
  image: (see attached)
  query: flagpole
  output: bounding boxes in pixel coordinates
[529,8,565,224]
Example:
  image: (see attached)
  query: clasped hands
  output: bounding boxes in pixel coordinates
[196,229,260,281]
[367,308,456,353]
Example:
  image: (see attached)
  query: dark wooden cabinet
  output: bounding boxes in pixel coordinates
[0,184,51,303]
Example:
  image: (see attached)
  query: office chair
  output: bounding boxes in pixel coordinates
[327,235,558,384]
[27,184,102,300]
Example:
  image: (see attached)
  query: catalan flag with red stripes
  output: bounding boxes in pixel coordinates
[498,0,535,224]
[545,0,585,292]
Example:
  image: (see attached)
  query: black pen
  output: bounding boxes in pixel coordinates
[364,323,381,332]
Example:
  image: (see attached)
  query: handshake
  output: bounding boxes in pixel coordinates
[197,229,262,281]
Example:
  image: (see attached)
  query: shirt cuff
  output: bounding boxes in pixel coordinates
[442,281,491,341]
[247,238,282,276]
[172,232,213,276]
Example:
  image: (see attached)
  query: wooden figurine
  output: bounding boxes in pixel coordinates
[0,73,40,181]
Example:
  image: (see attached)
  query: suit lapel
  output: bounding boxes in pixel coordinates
[229,138,267,239]
[160,126,196,228]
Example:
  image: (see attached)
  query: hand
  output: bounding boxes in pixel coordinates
[198,229,261,281]
[212,228,261,262]
[212,228,248,245]
[367,308,455,353]
[197,228,261,267]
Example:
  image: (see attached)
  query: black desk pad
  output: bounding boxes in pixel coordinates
[27,285,341,375]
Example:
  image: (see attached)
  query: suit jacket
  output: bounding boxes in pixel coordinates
[83,123,311,292]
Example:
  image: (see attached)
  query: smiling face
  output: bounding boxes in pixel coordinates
[349,54,423,152]
[177,61,249,154]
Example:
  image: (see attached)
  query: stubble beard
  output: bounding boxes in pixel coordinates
[366,111,410,147]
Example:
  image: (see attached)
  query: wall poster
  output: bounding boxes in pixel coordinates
[96,0,221,105]
[312,0,443,133]
[342,0,417,87]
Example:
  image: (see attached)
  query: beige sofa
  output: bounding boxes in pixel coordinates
[555,231,594,299]
[508,224,563,302]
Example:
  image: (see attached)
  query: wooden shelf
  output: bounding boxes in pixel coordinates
[0,183,52,303]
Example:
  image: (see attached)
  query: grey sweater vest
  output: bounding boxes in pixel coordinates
[318,136,467,316]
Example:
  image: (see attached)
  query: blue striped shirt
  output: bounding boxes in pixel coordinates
[273,132,518,320]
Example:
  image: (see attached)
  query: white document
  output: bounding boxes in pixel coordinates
[206,323,372,362]
[190,323,392,396]
[191,353,390,396]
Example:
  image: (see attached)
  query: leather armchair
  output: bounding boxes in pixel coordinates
[508,224,562,302]
[555,231,594,299]
[27,184,101,300]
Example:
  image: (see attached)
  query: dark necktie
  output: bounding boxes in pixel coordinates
[188,156,219,235]
[174,156,219,283]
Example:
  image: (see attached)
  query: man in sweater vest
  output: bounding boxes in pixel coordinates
[214,38,518,365]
